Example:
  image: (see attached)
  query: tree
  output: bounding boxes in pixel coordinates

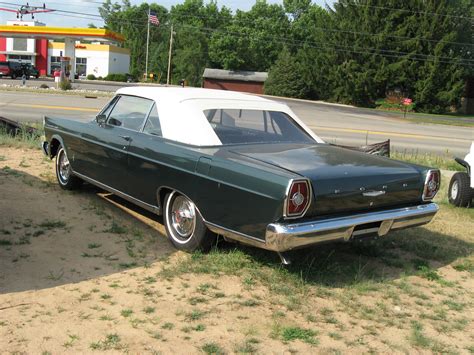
[264,47,310,98]
[170,0,231,86]
[209,1,290,71]
[99,0,169,79]
[324,0,472,110]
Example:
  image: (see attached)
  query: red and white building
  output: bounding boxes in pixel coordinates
[0,20,129,78]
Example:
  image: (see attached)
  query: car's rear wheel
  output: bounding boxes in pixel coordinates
[163,191,216,252]
[55,145,82,190]
[448,172,472,207]
[11,73,16,79]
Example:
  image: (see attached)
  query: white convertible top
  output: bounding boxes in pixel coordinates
[116,87,323,146]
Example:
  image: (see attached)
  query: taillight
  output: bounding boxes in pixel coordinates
[422,169,440,201]
[285,179,311,218]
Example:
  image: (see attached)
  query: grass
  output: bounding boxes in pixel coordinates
[185,309,207,321]
[391,150,463,171]
[161,322,174,330]
[409,321,433,349]
[104,221,127,234]
[90,333,123,351]
[0,124,43,150]
[273,325,319,345]
[235,338,260,353]
[120,309,133,318]
[201,342,225,354]
[38,220,67,230]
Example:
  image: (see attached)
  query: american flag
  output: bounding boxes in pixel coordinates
[148,11,160,26]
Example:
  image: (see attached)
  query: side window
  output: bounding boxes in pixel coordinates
[107,96,153,131]
[143,104,162,136]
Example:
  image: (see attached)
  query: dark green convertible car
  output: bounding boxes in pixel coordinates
[43,87,440,263]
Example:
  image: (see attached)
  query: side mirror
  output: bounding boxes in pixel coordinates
[96,114,107,125]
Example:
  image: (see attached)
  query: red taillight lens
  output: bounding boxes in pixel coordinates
[286,180,311,218]
[422,170,440,201]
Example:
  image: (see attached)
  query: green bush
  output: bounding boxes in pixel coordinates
[104,73,128,82]
[59,80,72,91]
[86,74,96,80]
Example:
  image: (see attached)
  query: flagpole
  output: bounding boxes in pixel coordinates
[145,7,150,80]
[167,24,174,86]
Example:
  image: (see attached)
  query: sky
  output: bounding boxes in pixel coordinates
[0,0,333,28]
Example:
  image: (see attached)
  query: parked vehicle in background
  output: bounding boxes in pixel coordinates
[449,142,474,208]
[0,61,23,79]
[20,63,40,79]
[42,87,440,263]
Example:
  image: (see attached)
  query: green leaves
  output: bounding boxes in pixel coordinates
[98,0,471,113]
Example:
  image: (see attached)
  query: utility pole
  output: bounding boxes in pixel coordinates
[145,7,151,80]
[167,24,174,86]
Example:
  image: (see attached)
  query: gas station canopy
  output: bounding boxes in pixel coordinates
[0,25,124,43]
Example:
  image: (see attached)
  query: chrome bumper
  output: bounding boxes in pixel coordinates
[265,203,439,252]
[42,141,49,157]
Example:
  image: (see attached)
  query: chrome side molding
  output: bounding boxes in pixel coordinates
[73,171,160,215]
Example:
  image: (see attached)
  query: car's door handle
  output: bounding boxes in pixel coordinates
[119,135,132,142]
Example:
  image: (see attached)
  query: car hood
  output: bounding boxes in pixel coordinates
[229,143,425,215]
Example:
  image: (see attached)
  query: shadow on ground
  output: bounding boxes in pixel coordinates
[0,168,175,295]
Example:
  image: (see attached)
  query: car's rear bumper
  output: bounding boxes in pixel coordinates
[265,203,438,252]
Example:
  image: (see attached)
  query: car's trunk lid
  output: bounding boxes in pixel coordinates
[229,143,424,215]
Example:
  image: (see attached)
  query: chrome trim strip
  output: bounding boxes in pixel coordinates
[41,141,49,157]
[72,170,159,214]
[204,221,266,248]
[265,203,439,252]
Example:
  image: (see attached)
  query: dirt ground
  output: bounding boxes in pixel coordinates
[1,147,473,354]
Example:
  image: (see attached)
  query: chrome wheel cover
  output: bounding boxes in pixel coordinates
[170,195,196,242]
[450,180,459,200]
[58,149,71,183]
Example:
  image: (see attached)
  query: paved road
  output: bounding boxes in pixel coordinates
[0,89,472,156]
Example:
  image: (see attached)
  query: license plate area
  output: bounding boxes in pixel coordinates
[352,221,382,238]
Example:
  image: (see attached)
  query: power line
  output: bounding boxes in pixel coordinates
[177,23,474,66]
[1,1,472,48]
[0,2,472,67]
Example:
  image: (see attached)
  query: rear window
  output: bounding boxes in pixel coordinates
[204,109,315,145]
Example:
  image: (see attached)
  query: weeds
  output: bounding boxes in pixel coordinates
[120,309,133,318]
[38,220,67,230]
[104,221,127,234]
[391,150,462,171]
[161,322,174,330]
[277,326,319,345]
[409,321,431,348]
[201,342,225,354]
[0,125,43,150]
[185,309,207,321]
[90,333,123,351]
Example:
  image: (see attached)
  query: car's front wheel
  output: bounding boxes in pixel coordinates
[55,145,82,190]
[448,172,472,207]
[163,191,216,252]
